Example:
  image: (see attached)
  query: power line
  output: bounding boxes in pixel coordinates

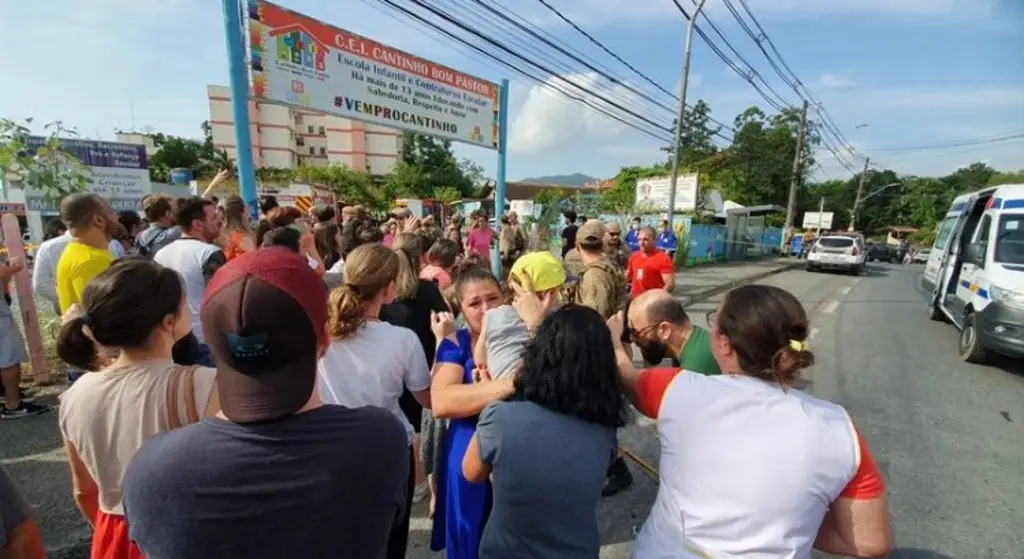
[532,0,677,103]
[865,131,1024,152]
[528,0,736,136]
[667,0,789,112]
[365,0,675,144]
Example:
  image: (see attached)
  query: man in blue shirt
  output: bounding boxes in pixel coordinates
[624,217,642,252]
[656,219,678,259]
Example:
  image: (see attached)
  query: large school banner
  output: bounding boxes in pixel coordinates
[248,1,500,149]
[22,137,152,212]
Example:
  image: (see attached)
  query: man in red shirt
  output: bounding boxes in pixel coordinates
[627,226,675,297]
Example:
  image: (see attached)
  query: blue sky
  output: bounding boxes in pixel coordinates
[2,0,1022,183]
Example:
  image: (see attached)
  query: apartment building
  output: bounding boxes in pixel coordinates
[206,85,402,174]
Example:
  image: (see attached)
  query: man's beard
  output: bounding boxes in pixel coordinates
[638,339,670,365]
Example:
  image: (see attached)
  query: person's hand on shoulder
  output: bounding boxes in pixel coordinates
[431,310,457,342]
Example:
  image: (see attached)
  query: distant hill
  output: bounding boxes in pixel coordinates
[518,173,598,186]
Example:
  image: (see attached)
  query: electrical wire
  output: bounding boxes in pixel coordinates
[666,0,788,112]
[364,0,676,144]
[865,132,1024,153]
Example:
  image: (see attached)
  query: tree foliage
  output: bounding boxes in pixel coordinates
[588,98,1016,238]
[0,118,92,204]
[147,122,234,183]
[386,132,484,199]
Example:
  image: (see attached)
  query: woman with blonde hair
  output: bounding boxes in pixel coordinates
[380,233,450,511]
[317,242,431,559]
[220,195,256,262]
[56,258,219,559]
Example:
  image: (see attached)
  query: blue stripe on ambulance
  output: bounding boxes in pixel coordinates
[1002,199,1024,210]
[960,280,990,300]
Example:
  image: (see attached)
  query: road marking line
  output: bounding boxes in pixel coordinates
[839,286,851,295]
[809,327,819,340]
[821,300,839,314]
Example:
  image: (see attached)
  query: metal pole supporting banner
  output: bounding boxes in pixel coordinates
[492,78,510,277]
[222,0,259,221]
[666,0,709,234]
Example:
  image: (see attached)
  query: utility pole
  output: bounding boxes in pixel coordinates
[782,100,809,252]
[816,196,825,234]
[849,157,871,232]
[666,0,709,233]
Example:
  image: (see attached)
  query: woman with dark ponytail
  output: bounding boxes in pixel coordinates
[317,243,431,559]
[56,258,219,559]
[608,284,892,558]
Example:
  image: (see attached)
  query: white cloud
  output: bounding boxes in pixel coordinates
[508,72,658,154]
[817,73,857,89]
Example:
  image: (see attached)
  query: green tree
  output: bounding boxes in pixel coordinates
[292,164,390,210]
[599,163,671,218]
[662,99,720,169]
[0,118,91,204]
[395,132,483,198]
[147,122,234,183]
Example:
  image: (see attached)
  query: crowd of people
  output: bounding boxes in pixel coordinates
[0,192,893,559]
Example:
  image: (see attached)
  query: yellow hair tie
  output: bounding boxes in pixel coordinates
[789,339,810,352]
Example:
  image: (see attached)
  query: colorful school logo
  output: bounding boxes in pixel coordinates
[271,24,327,74]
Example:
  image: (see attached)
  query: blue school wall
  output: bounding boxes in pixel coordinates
[684,224,784,264]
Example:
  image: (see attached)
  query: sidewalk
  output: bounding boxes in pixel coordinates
[674,257,804,305]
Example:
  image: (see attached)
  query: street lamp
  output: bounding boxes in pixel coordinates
[666,0,709,233]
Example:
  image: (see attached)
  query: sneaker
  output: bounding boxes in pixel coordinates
[412,482,430,504]
[2,402,51,420]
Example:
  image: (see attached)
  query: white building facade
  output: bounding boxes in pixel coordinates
[206,85,402,174]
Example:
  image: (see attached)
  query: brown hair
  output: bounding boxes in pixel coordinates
[142,194,175,222]
[266,206,303,228]
[716,284,814,385]
[391,233,421,302]
[222,195,250,234]
[328,243,399,339]
[60,193,105,231]
[427,238,459,269]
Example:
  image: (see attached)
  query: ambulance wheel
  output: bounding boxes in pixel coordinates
[958,312,988,364]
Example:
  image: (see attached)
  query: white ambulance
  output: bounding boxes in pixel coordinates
[922,184,1024,363]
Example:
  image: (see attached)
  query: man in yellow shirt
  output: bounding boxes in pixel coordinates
[56,194,118,383]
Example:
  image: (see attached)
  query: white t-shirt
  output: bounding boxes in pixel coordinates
[316,321,430,443]
[154,238,224,343]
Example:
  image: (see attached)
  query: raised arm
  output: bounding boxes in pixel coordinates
[429,311,514,419]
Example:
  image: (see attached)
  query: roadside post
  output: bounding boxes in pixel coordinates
[491,79,510,277]
[222,0,260,221]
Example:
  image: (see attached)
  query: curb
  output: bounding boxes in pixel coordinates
[679,261,804,307]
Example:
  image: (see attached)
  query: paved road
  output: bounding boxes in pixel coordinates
[6,261,1023,558]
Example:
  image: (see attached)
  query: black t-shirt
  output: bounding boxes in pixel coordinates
[122,405,409,559]
[380,279,449,367]
[561,224,578,257]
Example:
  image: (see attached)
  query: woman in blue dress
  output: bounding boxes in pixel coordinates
[429,267,514,558]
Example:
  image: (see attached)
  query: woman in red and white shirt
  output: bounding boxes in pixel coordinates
[608,284,892,559]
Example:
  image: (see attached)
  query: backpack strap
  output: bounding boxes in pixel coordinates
[165,365,200,429]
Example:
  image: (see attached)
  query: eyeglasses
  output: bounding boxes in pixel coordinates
[608,232,620,237]
[627,322,658,341]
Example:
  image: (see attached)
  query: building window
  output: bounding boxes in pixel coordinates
[308,125,314,134]
[319,146,326,156]
[318,126,325,135]
[296,136,305,147]
[295,114,303,125]
[309,146,316,155]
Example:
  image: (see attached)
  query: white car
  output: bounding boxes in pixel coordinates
[806,235,866,275]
